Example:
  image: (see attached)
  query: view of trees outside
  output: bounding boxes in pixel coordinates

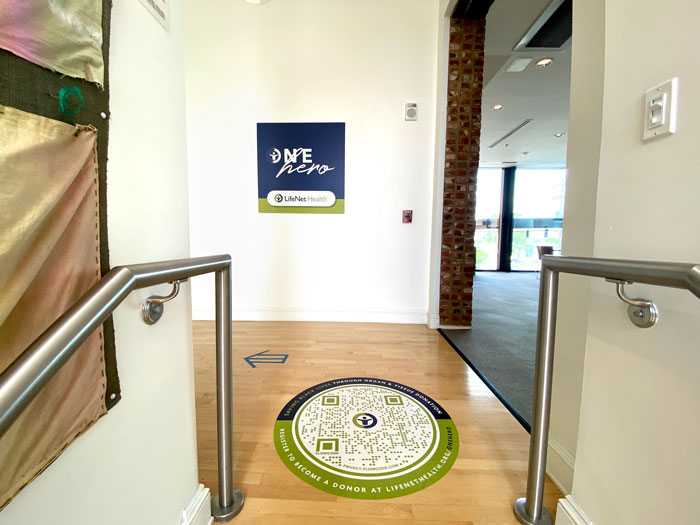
[474,168,566,271]
[511,169,565,270]
[474,168,502,270]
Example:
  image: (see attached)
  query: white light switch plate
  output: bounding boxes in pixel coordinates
[643,77,678,141]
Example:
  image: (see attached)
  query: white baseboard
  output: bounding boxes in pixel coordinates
[546,435,575,494]
[427,312,473,330]
[555,495,594,525]
[193,307,428,324]
[427,312,440,329]
[181,484,213,525]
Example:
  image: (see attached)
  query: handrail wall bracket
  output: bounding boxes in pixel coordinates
[141,278,188,325]
[605,278,659,328]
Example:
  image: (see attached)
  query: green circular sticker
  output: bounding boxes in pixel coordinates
[274,378,459,499]
[58,86,84,116]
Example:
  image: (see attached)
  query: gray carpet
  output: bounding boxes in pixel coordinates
[440,272,539,430]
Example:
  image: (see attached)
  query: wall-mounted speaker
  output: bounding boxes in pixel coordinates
[404,103,418,121]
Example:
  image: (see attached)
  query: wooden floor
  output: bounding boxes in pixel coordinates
[193,321,561,524]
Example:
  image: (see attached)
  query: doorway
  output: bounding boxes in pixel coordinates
[439,0,572,429]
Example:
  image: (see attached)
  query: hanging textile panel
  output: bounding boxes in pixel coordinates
[0,106,107,509]
[0,0,119,411]
[0,0,104,85]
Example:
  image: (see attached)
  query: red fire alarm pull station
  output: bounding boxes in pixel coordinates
[403,210,413,223]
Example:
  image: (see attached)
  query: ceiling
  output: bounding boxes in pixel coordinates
[478,0,572,168]
[452,0,496,19]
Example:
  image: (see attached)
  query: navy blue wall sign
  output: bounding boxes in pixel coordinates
[257,122,345,214]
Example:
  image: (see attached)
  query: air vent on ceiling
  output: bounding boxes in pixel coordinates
[513,0,572,51]
[488,119,533,149]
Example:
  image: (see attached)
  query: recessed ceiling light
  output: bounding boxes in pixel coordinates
[554,132,565,138]
[507,57,533,73]
[536,58,554,68]
[492,104,504,111]
[245,0,270,4]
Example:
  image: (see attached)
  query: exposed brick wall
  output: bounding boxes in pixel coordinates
[439,18,485,327]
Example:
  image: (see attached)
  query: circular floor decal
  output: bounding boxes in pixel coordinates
[273,378,459,499]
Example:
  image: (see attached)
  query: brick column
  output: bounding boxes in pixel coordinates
[439,18,485,327]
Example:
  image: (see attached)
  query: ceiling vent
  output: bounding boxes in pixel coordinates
[513,0,572,51]
[506,57,533,72]
[488,119,533,148]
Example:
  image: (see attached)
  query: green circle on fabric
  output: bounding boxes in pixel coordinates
[273,378,459,499]
[58,86,85,116]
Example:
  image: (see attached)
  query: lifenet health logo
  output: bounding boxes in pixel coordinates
[352,413,378,429]
[267,148,282,164]
[273,378,459,499]
[267,190,336,207]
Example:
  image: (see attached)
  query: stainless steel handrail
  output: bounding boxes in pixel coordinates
[0,255,244,522]
[514,255,700,525]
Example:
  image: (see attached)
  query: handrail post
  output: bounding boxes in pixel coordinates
[514,266,559,525]
[211,264,245,521]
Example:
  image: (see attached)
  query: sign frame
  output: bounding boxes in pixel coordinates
[257,122,345,214]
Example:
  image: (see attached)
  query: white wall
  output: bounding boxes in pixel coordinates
[557,0,700,523]
[546,0,605,494]
[184,0,440,323]
[0,1,200,523]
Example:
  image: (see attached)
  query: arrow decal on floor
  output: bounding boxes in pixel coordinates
[244,350,289,368]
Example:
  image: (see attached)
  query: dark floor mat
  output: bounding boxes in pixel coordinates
[440,272,539,431]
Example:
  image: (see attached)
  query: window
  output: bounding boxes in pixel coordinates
[474,169,503,270]
[474,167,566,271]
[511,169,565,271]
